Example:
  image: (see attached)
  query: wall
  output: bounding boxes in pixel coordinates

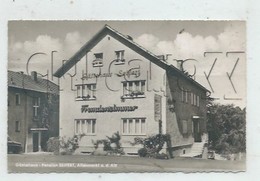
[8,87,59,152]
[8,88,27,152]
[165,72,207,154]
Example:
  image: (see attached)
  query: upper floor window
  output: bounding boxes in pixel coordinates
[196,95,200,107]
[190,92,193,105]
[185,90,189,103]
[92,53,103,67]
[115,50,125,65]
[181,89,184,102]
[76,84,96,101]
[33,97,40,117]
[122,118,146,135]
[122,80,145,99]
[193,93,197,106]
[15,93,20,105]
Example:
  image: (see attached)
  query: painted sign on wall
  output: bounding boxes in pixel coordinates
[154,94,162,122]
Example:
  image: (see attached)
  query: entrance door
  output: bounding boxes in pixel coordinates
[33,132,39,152]
[193,119,201,142]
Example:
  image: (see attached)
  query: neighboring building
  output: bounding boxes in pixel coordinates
[8,70,59,153]
[54,25,209,156]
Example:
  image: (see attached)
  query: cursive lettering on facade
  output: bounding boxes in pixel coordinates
[81,104,138,113]
[82,73,112,80]
[116,66,141,78]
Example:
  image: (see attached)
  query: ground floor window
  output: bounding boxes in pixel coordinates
[122,118,146,135]
[75,119,96,135]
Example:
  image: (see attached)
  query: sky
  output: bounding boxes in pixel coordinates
[8,21,246,108]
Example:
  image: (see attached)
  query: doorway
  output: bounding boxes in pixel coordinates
[193,119,201,142]
[33,132,39,152]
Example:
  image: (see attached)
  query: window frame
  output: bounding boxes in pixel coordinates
[197,95,200,107]
[33,97,40,117]
[121,118,146,136]
[75,83,97,101]
[115,50,125,65]
[15,93,20,106]
[92,53,103,67]
[74,119,96,135]
[121,80,146,99]
[15,120,21,132]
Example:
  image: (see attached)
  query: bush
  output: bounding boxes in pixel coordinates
[47,137,60,155]
[59,135,79,154]
[47,134,84,155]
[138,148,147,157]
[92,132,124,155]
[132,134,172,159]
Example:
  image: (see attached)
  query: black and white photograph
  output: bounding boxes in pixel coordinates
[7,20,246,173]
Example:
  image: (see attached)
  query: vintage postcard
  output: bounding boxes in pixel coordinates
[7,20,246,173]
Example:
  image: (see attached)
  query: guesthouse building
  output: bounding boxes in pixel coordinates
[54,25,209,156]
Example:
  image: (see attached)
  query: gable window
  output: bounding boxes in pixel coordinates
[92,53,103,67]
[33,97,40,117]
[15,121,21,132]
[76,84,96,101]
[115,50,125,65]
[122,80,145,99]
[15,93,20,105]
[122,118,146,135]
[75,119,96,135]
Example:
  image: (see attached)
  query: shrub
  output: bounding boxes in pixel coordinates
[59,135,80,154]
[47,134,85,155]
[138,148,147,157]
[132,134,172,159]
[92,132,124,155]
[47,137,60,155]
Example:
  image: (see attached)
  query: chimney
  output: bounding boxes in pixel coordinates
[157,55,165,61]
[176,60,183,71]
[31,71,38,81]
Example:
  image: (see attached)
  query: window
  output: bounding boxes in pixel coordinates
[33,97,40,117]
[122,118,146,135]
[182,120,188,134]
[75,119,96,135]
[190,92,193,105]
[185,90,189,103]
[181,89,184,102]
[115,50,125,65]
[76,84,96,101]
[122,81,145,98]
[15,93,20,105]
[15,121,20,132]
[92,53,103,67]
[193,93,197,106]
[197,95,200,107]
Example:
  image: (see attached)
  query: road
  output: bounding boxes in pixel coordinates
[8,154,246,173]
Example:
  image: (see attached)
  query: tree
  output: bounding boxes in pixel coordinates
[207,104,246,154]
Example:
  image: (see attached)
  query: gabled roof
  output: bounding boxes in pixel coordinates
[8,70,59,95]
[54,25,209,92]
